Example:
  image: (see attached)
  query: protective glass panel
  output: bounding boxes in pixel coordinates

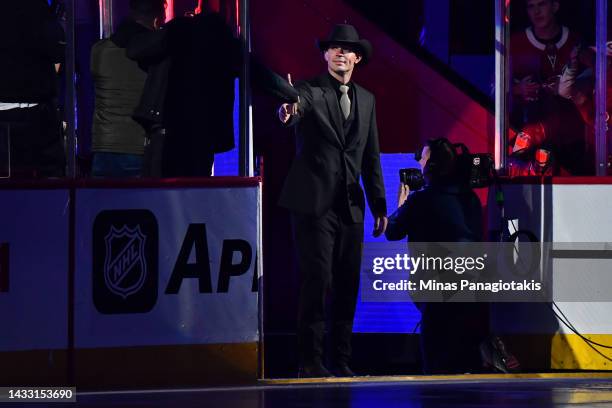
[507,0,596,176]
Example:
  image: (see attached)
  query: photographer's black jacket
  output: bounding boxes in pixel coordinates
[0,1,65,103]
[385,184,482,242]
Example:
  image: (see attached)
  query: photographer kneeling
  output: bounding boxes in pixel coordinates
[385,138,488,374]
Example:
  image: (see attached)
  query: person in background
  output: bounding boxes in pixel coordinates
[0,0,66,178]
[90,0,166,177]
[510,0,590,175]
[387,138,520,374]
[160,6,240,177]
[558,40,612,171]
[127,1,299,177]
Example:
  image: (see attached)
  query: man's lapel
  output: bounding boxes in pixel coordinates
[348,83,368,150]
[318,75,345,147]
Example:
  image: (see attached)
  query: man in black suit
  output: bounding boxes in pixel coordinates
[278,24,387,377]
[162,9,240,177]
[127,6,300,177]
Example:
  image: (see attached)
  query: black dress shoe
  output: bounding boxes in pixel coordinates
[332,363,356,377]
[298,361,334,378]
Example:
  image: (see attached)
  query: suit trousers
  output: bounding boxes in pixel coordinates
[291,199,364,366]
[142,127,165,177]
[419,302,489,374]
[161,126,215,177]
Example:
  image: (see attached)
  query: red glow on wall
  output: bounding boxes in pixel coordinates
[206,0,221,13]
[165,0,174,22]
[235,0,240,34]
[505,0,511,24]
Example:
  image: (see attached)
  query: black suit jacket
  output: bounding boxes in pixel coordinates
[126,13,238,153]
[163,13,240,153]
[279,74,386,222]
[0,0,64,103]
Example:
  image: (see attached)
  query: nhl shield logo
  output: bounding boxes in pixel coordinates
[103,225,148,299]
[93,209,158,314]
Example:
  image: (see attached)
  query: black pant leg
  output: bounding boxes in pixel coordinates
[420,302,489,374]
[161,127,215,177]
[330,218,363,365]
[292,210,338,365]
[142,128,165,177]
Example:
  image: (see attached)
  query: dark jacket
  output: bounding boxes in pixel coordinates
[90,19,150,155]
[127,12,241,155]
[163,12,240,153]
[279,74,386,222]
[127,28,170,132]
[127,23,299,133]
[385,184,482,242]
[0,0,65,103]
[386,183,486,375]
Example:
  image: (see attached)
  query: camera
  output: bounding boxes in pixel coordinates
[465,153,495,188]
[449,143,495,188]
[399,168,425,191]
[407,139,496,189]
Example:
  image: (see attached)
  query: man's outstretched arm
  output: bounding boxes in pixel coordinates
[278,75,312,127]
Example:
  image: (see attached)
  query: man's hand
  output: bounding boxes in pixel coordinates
[278,103,298,123]
[373,214,388,237]
[278,73,300,123]
[397,183,409,208]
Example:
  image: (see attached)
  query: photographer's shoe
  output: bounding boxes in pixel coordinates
[480,336,520,373]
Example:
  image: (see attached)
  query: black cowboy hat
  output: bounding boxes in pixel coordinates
[317,24,372,63]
